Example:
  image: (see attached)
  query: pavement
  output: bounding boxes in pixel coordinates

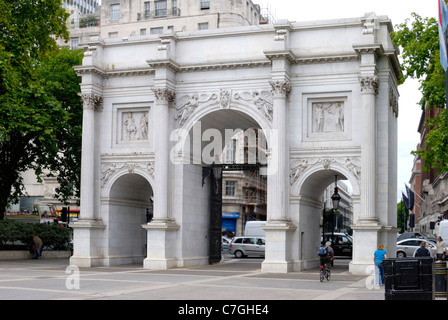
[0,255,385,303]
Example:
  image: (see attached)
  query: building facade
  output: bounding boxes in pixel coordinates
[70,3,401,275]
[410,106,448,235]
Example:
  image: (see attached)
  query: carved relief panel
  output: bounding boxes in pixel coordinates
[302,92,351,142]
[312,101,345,133]
[112,102,152,149]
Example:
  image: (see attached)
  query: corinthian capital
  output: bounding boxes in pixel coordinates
[359,76,379,95]
[270,81,291,98]
[152,88,176,105]
[79,93,103,111]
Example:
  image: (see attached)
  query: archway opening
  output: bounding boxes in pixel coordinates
[295,168,357,270]
[178,108,269,263]
[108,173,153,265]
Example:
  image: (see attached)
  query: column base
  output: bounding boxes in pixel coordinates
[69,219,106,268]
[262,220,297,273]
[142,220,180,270]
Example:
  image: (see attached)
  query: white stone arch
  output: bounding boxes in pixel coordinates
[101,165,155,200]
[171,96,274,162]
[289,160,361,271]
[292,159,361,198]
[101,168,154,266]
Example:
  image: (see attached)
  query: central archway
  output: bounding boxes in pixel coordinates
[168,105,272,267]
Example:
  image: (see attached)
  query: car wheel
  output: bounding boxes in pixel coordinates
[397,251,406,258]
[234,250,244,258]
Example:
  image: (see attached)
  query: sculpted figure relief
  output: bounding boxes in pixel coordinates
[123,111,149,141]
[312,102,345,133]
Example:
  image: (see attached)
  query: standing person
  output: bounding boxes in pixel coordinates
[413,241,431,257]
[434,236,447,261]
[31,234,43,259]
[374,244,388,286]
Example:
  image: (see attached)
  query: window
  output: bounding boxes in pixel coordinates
[198,22,209,30]
[140,28,147,36]
[225,181,236,196]
[150,27,163,34]
[154,0,167,16]
[144,2,150,18]
[70,37,79,50]
[108,32,118,38]
[225,139,236,163]
[201,0,210,10]
[110,3,120,20]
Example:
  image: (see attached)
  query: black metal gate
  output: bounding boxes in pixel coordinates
[203,163,266,264]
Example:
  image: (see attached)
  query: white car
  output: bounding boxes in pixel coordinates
[396,239,436,258]
[229,236,265,258]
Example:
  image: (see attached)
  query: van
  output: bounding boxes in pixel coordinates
[244,221,266,237]
[439,220,448,243]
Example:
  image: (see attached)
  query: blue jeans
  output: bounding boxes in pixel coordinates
[375,263,384,285]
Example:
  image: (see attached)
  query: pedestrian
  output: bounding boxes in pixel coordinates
[374,244,387,286]
[434,236,447,261]
[413,241,431,257]
[31,234,43,259]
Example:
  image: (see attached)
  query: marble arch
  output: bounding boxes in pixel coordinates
[71,13,401,275]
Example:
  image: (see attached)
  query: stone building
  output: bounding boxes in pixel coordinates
[70,2,401,275]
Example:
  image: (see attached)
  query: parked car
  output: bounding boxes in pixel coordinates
[321,233,353,257]
[229,236,265,258]
[397,232,437,243]
[222,236,231,252]
[396,238,436,258]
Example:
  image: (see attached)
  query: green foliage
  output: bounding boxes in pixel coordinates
[0,0,83,218]
[392,10,448,173]
[0,220,71,251]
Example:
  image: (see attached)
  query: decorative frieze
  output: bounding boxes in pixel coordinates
[290,157,361,185]
[101,161,155,188]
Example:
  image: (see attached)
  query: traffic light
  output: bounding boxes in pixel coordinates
[61,207,67,222]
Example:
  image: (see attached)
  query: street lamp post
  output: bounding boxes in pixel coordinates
[330,175,341,242]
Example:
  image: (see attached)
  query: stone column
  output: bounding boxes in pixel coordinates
[143,87,180,270]
[70,93,105,268]
[262,80,297,273]
[359,76,380,224]
[152,88,175,222]
[79,93,103,221]
[268,80,291,222]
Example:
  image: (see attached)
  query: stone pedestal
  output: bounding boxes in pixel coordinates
[261,221,297,273]
[70,219,106,267]
[142,220,180,270]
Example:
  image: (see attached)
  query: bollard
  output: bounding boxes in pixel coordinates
[435,261,447,298]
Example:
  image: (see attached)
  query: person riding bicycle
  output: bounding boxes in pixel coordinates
[319,241,335,268]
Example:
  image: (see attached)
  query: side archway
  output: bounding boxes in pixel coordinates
[102,171,154,266]
[289,161,361,271]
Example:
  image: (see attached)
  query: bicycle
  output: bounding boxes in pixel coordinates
[319,263,331,282]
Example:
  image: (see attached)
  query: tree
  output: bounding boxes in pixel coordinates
[0,0,83,220]
[392,11,448,173]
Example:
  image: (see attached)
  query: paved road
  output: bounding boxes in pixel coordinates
[0,255,384,303]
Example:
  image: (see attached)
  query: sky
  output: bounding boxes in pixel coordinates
[262,0,438,201]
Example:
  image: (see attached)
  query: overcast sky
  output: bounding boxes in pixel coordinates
[262,0,437,201]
